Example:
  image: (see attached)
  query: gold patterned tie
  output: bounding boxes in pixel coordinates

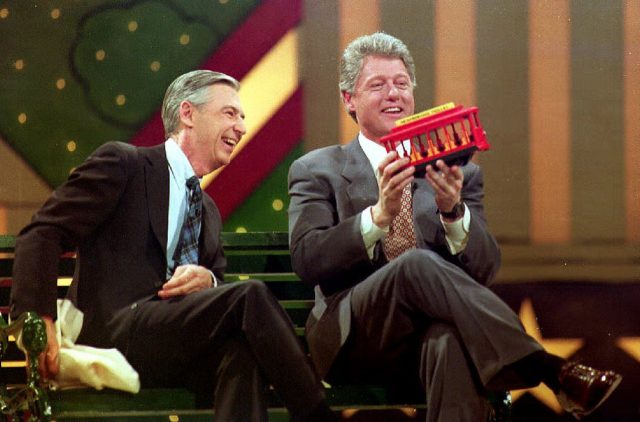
[383,184,417,260]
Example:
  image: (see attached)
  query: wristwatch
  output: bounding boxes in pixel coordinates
[439,201,464,220]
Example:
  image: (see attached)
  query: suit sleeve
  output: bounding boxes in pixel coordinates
[10,142,132,319]
[453,165,501,286]
[288,159,379,295]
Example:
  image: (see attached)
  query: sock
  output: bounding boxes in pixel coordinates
[522,351,566,393]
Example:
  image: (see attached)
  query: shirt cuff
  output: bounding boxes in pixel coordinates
[360,206,388,259]
[208,270,218,287]
[441,203,471,255]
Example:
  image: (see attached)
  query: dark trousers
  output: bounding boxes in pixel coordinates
[329,249,543,422]
[108,280,325,421]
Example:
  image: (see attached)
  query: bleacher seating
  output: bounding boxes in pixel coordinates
[0,232,510,421]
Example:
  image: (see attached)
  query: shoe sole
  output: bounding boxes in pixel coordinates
[571,374,622,420]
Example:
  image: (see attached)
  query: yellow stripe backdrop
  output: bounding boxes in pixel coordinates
[434,0,476,107]
[339,0,380,144]
[624,0,640,242]
[0,208,6,233]
[529,0,571,243]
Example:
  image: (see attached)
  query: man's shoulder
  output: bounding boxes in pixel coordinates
[90,141,167,165]
[461,160,482,179]
[90,141,137,158]
[298,144,344,159]
[293,144,350,170]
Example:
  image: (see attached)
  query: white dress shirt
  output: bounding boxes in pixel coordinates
[357,133,471,259]
[164,139,217,286]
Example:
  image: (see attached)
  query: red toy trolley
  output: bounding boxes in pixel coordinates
[380,103,490,176]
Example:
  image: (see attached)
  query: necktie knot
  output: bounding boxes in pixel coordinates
[186,176,202,214]
[186,176,200,191]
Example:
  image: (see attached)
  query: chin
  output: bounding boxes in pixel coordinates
[214,160,230,170]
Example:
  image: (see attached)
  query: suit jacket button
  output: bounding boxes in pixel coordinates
[130,303,137,310]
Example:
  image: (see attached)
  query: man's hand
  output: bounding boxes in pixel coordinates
[158,264,213,299]
[371,151,415,228]
[37,316,59,382]
[425,159,464,216]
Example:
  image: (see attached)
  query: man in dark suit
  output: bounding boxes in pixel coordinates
[288,32,620,421]
[11,70,337,421]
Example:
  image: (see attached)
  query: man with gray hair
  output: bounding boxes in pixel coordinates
[288,32,620,421]
[11,69,337,421]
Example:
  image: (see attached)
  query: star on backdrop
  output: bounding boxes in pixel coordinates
[616,337,640,363]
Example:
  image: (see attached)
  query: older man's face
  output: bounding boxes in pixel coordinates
[189,83,246,174]
[343,55,415,142]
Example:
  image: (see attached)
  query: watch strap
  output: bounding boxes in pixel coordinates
[439,201,464,219]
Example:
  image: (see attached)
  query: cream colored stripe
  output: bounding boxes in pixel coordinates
[434,0,476,106]
[338,0,379,144]
[58,277,72,287]
[0,206,6,234]
[202,29,299,188]
[624,0,640,242]
[1,361,26,368]
[529,0,571,243]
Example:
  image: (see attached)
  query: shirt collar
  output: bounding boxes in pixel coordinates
[165,138,197,184]
[358,133,388,179]
[358,132,410,180]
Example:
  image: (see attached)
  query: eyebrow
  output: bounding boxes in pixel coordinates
[224,105,245,120]
[364,73,410,84]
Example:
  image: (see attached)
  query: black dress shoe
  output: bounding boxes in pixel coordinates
[556,362,622,419]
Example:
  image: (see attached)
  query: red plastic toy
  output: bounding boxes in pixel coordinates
[380,104,490,176]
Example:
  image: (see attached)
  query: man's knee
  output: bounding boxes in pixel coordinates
[394,249,470,294]
[387,249,447,293]
[397,249,442,276]
[236,278,269,295]
[223,278,273,303]
[226,279,288,324]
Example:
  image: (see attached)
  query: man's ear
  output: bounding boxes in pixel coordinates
[342,91,356,114]
[179,101,195,129]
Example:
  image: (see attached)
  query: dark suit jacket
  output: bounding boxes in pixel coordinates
[10,142,226,347]
[288,138,501,377]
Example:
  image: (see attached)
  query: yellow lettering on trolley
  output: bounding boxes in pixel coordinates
[395,102,456,126]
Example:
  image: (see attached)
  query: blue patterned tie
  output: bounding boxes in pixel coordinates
[169,176,202,276]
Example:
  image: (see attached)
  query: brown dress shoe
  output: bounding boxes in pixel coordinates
[556,362,622,419]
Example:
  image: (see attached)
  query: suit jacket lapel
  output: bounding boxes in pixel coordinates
[198,196,218,263]
[342,139,379,215]
[340,138,441,245]
[144,144,170,254]
[413,178,440,245]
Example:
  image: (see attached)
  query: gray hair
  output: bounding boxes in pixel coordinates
[339,32,416,120]
[161,70,240,138]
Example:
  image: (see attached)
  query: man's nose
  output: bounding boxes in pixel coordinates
[235,118,247,137]
[386,83,400,99]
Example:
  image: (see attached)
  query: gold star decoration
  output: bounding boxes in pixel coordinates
[616,337,640,362]
[510,298,584,413]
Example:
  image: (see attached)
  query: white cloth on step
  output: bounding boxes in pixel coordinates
[49,299,140,393]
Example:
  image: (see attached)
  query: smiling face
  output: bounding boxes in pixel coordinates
[342,55,415,143]
[180,83,246,176]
